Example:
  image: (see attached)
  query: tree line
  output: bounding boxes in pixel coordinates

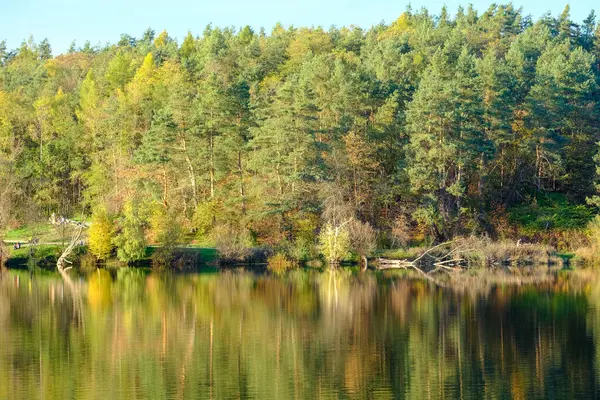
[1,4,600,263]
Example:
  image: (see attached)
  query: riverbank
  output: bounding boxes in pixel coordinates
[0,236,583,273]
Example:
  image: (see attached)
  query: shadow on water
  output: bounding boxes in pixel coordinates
[1,266,600,399]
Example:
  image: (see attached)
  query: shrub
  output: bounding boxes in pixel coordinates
[213,224,252,263]
[290,236,318,261]
[88,208,114,260]
[391,215,411,246]
[192,200,218,240]
[587,216,600,247]
[574,216,600,264]
[79,252,98,272]
[508,193,593,234]
[489,206,515,240]
[267,253,296,274]
[289,214,319,261]
[113,201,147,263]
[348,219,377,270]
[149,206,187,269]
[153,248,200,271]
[0,244,6,268]
[318,223,351,267]
[306,258,324,269]
[449,236,555,266]
[150,206,183,248]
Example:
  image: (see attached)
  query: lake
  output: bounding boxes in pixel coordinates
[1,267,599,399]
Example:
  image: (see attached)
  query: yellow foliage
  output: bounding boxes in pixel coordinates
[319,223,351,266]
[0,92,15,149]
[378,13,413,40]
[154,30,169,48]
[575,216,600,264]
[292,214,318,240]
[587,216,600,247]
[192,200,218,241]
[88,208,114,260]
[343,132,379,171]
[287,28,333,65]
[149,205,183,248]
[87,269,113,311]
[127,53,156,102]
[258,74,282,95]
[267,253,296,274]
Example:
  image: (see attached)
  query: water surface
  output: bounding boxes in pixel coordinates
[0,267,599,399]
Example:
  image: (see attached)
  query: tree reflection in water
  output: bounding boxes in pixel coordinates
[0,267,599,399]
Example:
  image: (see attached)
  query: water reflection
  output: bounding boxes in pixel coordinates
[0,268,599,399]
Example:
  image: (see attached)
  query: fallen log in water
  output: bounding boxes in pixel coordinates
[53,218,86,327]
[56,224,83,273]
[376,241,468,281]
[50,214,87,273]
[377,259,414,269]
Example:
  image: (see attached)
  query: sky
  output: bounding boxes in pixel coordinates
[1,0,598,55]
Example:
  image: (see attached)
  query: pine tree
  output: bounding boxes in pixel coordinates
[526,41,598,196]
[477,47,515,197]
[581,11,597,50]
[406,48,486,239]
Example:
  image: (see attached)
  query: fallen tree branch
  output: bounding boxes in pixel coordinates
[376,241,467,282]
[434,258,465,267]
[412,241,456,264]
[57,225,83,273]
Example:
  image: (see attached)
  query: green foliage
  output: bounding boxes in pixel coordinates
[192,200,218,240]
[149,206,183,248]
[213,224,252,262]
[1,9,600,257]
[378,248,422,260]
[149,206,184,268]
[9,244,61,260]
[508,194,594,233]
[4,224,52,241]
[289,215,318,261]
[113,202,147,263]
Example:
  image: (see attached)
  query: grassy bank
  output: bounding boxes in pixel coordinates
[2,241,220,271]
[2,213,598,272]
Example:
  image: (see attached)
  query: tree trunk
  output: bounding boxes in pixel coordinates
[238,150,246,215]
[276,161,283,198]
[500,145,504,189]
[353,166,358,208]
[535,144,541,191]
[181,137,198,208]
[162,165,168,208]
[209,133,215,199]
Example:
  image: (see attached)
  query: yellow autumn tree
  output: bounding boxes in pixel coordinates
[378,13,413,40]
[126,52,156,104]
[319,222,351,268]
[88,208,114,260]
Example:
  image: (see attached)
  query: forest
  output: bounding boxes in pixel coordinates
[1,4,600,267]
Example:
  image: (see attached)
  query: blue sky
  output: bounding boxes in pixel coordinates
[2,0,598,55]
